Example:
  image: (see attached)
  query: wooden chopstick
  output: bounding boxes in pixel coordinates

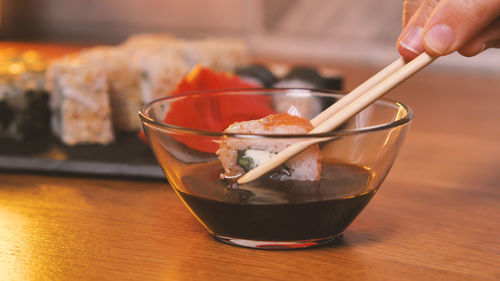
[310,57,405,127]
[237,52,435,184]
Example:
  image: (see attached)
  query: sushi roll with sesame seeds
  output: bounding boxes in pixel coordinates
[235,64,277,88]
[0,50,51,140]
[217,113,321,181]
[274,66,327,89]
[272,67,326,120]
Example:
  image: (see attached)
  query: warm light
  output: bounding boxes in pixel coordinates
[8,62,25,74]
[0,207,29,280]
[382,104,406,148]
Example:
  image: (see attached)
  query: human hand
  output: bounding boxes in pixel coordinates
[397,0,500,60]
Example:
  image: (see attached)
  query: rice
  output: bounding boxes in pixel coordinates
[217,113,322,181]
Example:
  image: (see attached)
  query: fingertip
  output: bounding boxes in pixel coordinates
[422,23,455,56]
[397,41,421,62]
[397,27,410,43]
[458,43,485,57]
[397,26,425,61]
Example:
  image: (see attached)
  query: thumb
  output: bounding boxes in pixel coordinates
[398,0,439,60]
[422,0,500,56]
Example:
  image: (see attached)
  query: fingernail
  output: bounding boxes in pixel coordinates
[399,26,424,54]
[424,24,454,54]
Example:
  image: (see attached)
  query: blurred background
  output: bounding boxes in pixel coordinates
[1,0,498,71]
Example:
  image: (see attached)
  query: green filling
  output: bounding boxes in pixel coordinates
[237,150,256,172]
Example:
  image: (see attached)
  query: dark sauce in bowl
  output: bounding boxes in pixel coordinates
[176,162,376,242]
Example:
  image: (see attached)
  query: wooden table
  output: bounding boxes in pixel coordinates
[0,43,499,280]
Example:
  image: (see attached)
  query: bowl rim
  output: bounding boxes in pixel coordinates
[139,88,413,138]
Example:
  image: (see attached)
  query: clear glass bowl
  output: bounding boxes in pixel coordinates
[139,88,412,249]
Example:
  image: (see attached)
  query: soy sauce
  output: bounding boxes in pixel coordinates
[176,162,376,241]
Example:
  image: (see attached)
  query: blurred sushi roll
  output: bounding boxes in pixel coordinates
[272,66,344,120]
[323,76,343,91]
[273,66,326,89]
[235,64,277,88]
[0,50,51,140]
[274,65,343,91]
[319,66,343,91]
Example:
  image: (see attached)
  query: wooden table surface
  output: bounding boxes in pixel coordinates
[0,43,499,280]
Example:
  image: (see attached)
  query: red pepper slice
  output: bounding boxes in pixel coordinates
[142,66,274,153]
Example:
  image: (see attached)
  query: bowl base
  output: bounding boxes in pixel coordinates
[213,234,341,250]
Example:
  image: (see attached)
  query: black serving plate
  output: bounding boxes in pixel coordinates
[0,133,164,180]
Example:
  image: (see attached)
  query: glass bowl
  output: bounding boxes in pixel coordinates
[139,88,412,249]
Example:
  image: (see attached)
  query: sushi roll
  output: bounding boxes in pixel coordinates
[78,46,143,132]
[182,37,249,71]
[274,65,343,91]
[235,64,277,88]
[0,50,51,140]
[47,54,114,145]
[274,66,327,89]
[272,67,326,120]
[318,66,343,91]
[272,66,344,120]
[217,113,322,181]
